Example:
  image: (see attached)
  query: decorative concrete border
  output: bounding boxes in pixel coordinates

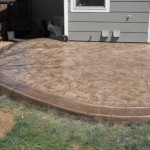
[0,73,150,122]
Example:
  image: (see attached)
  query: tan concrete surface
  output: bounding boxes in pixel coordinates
[1,38,150,107]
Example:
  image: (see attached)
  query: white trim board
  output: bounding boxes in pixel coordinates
[71,0,110,12]
[64,0,68,36]
[148,2,150,43]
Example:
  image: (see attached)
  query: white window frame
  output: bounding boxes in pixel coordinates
[71,0,110,12]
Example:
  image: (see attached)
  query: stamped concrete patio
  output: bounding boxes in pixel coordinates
[1,38,150,121]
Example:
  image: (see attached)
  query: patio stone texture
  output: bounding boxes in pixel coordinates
[1,38,150,121]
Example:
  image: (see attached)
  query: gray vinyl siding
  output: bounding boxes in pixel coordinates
[68,0,150,42]
[31,0,63,22]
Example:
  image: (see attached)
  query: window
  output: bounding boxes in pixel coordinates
[76,0,104,7]
[71,0,110,12]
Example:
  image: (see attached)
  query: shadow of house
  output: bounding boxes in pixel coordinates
[31,0,64,38]
[0,0,9,40]
[0,0,31,40]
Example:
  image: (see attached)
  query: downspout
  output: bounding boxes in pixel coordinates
[64,0,68,41]
[148,2,150,43]
[7,31,25,42]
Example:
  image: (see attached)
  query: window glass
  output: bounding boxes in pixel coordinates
[76,0,105,7]
[71,0,110,12]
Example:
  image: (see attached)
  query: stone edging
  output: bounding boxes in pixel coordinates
[0,73,150,122]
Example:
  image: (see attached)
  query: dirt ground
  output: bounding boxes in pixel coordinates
[0,109,15,139]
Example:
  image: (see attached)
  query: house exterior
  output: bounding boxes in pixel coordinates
[32,0,150,43]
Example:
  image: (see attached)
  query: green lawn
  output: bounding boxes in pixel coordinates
[0,95,150,150]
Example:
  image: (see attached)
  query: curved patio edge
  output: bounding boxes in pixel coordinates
[0,73,150,122]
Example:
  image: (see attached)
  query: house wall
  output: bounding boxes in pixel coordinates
[31,0,63,22]
[68,0,150,42]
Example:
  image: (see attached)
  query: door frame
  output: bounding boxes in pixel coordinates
[64,0,68,37]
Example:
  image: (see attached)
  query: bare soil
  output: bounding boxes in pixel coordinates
[0,109,15,139]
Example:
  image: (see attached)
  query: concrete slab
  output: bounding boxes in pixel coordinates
[1,38,150,121]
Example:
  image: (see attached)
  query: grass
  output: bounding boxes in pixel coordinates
[0,95,150,150]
